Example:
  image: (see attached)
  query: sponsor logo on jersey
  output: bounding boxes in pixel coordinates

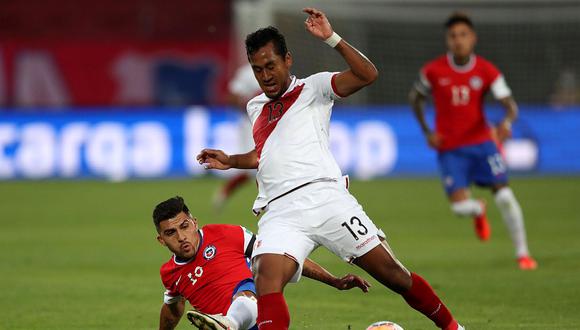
[470,76,483,90]
[203,245,217,260]
[355,235,377,250]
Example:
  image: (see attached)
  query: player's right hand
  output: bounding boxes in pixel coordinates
[303,7,334,40]
[196,149,232,170]
[426,132,442,149]
[334,274,371,293]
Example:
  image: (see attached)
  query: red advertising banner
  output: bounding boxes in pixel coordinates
[0,40,231,107]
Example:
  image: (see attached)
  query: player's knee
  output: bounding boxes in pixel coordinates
[451,200,475,217]
[233,290,257,301]
[252,254,297,294]
[254,272,285,295]
[382,266,412,294]
[367,260,411,293]
[494,186,516,207]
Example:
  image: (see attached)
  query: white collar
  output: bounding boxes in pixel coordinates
[447,52,476,73]
[278,75,298,99]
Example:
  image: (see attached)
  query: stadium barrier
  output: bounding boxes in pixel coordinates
[0,106,578,180]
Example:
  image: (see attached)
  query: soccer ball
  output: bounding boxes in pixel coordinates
[366,321,404,330]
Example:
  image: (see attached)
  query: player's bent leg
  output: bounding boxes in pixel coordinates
[252,253,298,295]
[187,310,237,330]
[492,184,537,270]
[252,254,297,330]
[227,291,258,330]
[449,189,490,241]
[354,240,461,330]
[353,239,411,293]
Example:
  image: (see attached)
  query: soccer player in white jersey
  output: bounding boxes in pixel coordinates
[197,8,464,330]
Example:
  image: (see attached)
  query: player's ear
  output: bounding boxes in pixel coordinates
[191,217,199,228]
[157,235,166,246]
[285,52,293,68]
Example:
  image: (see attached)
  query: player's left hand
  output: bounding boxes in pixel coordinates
[196,148,232,170]
[303,7,333,40]
[333,274,371,293]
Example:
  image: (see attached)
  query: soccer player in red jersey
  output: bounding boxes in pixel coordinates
[154,196,371,330]
[197,8,464,330]
[409,12,537,270]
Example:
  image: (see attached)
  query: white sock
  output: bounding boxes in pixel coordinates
[451,199,483,217]
[494,187,530,258]
[226,295,257,330]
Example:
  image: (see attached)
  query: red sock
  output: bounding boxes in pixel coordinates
[257,293,290,330]
[402,273,456,329]
[222,173,249,196]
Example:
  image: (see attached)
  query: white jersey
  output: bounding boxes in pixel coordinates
[246,72,344,214]
[229,64,261,99]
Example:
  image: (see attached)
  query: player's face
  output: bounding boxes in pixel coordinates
[157,212,199,260]
[446,23,476,59]
[249,41,293,99]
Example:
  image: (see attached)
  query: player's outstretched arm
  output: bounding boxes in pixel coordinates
[159,298,185,330]
[303,7,378,97]
[409,87,441,149]
[196,148,258,170]
[496,96,518,142]
[302,258,371,293]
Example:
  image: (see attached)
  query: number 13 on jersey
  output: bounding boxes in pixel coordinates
[451,85,470,106]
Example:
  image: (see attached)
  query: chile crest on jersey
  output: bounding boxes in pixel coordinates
[203,245,217,260]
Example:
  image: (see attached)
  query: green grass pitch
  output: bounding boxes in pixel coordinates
[1,177,579,329]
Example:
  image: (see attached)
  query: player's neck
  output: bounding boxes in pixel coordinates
[174,254,193,263]
[451,54,472,66]
[274,76,294,100]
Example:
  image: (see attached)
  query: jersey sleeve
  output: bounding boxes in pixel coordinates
[414,67,432,96]
[485,61,512,99]
[160,263,181,305]
[163,289,181,305]
[307,71,344,101]
[246,96,261,126]
[490,75,512,100]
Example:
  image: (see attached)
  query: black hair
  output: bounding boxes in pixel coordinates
[152,196,190,231]
[445,12,474,30]
[245,26,288,58]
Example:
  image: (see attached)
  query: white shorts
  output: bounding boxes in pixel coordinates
[251,180,383,283]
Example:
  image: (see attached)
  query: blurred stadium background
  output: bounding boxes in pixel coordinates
[1,0,579,329]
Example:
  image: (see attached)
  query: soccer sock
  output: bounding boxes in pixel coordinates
[223,173,250,196]
[494,187,530,257]
[227,295,258,330]
[450,199,483,217]
[402,273,455,329]
[256,293,290,330]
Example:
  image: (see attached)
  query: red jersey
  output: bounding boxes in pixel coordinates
[160,224,254,314]
[416,53,512,151]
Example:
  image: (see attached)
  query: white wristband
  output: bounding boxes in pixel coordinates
[323,32,342,48]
